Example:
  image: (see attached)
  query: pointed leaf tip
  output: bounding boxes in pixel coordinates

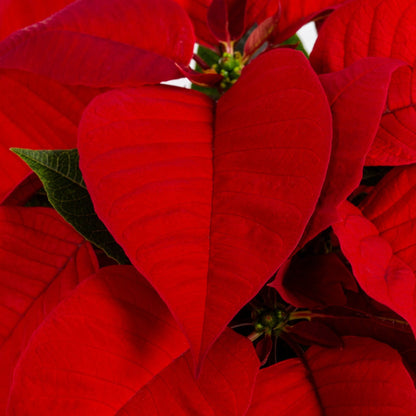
[12,147,130,264]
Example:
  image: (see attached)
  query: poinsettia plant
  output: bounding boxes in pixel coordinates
[2,0,416,414]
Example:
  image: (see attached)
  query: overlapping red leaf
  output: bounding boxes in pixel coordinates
[300,57,403,245]
[334,170,416,336]
[7,266,190,415]
[311,0,416,165]
[0,0,75,41]
[0,0,195,87]
[0,207,98,413]
[0,70,99,203]
[247,337,416,415]
[117,329,259,415]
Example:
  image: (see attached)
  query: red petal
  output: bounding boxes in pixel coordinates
[0,207,98,413]
[2,174,41,206]
[247,337,416,415]
[269,0,346,44]
[333,200,416,337]
[79,48,332,367]
[287,320,343,348]
[0,0,74,41]
[301,57,403,245]
[207,0,247,43]
[0,70,99,203]
[361,165,416,274]
[174,0,278,48]
[173,0,217,47]
[255,335,273,366]
[311,0,416,165]
[204,48,331,362]
[0,0,195,87]
[117,329,259,415]
[271,253,357,309]
[7,266,189,415]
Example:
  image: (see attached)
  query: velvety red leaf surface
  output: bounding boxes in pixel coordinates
[0,0,195,87]
[175,0,344,48]
[7,266,190,415]
[0,69,99,203]
[361,164,416,273]
[247,336,416,415]
[315,294,416,382]
[117,329,259,415]
[2,174,41,206]
[0,0,74,41]
[0,207,98,414]
[79,48,332,366]
[287,320,343,348]
[207,0,247,43]
[174,0,276,48]
[300,58,403,245]
[271,252,357,309]
[310,0,416,165]
[333,200,416,337]
[269,0,347,44]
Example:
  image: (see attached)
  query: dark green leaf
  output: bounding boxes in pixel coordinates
[281,34,309,57]
[11,148,130,264]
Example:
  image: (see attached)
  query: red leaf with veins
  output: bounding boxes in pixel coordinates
[0,207,98,414]
[173,0,217,47]
[247,337,416,415]
[300,57,403,246]
[0,69,99,203]
[2,174,41,206]
[117,329,259,415]
[175,0,345,48]
[269,0,347,45]
[310,0,416,165]
[333,200,416,337]
[271,252,357,309]
[361,165,416,273]
[0,0,74,41]
[207,0,247,43]
[7,266,190,415]
[79,49,332,367]
[174,0,277,48]
[0,0,194,87]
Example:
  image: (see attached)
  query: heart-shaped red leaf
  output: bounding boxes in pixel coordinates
[0,0,195,87]
[7,266,190,415]
[333,199,416,337]
[79,48,332,366]
[0,207,98,413]
[116,329,259,415]
[0,0,75,41]
[247,336,416,415]
[300,57,403,245]
[0,69,99,203]
[310,0,416,165]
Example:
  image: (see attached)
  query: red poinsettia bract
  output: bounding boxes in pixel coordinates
[1,0,416,414]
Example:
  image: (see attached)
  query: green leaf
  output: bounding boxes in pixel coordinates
[11,148,130,265]
[281,34,309,57]
[195,44,220,69]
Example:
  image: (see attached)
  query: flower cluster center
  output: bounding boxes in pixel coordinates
[254,309,286,336]
[211,51,244,91]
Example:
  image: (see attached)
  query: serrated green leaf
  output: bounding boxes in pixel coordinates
[11,148,130,265]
